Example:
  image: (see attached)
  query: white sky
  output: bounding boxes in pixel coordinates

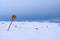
[0,0,60,14]
[0,0,60,21]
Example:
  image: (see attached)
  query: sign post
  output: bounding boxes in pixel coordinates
[7,14,16,31]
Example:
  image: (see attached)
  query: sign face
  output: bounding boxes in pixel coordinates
[11,14,16,21]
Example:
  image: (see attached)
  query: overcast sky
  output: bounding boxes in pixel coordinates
[0,0,60,21]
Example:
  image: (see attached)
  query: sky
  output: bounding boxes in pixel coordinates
[0,0,60,21]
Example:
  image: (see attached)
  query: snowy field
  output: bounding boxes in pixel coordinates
[0,21,60,40]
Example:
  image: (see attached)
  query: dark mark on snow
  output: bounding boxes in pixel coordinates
[15,26,17,28]
[46,26,48,28]
[2,22,4,24]
[35,28,38,30]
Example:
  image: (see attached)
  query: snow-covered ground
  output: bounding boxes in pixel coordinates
[0,21,60,40]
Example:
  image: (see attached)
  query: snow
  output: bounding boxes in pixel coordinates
[0,21,60,40]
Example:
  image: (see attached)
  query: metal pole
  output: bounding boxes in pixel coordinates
[7,20,13,31]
